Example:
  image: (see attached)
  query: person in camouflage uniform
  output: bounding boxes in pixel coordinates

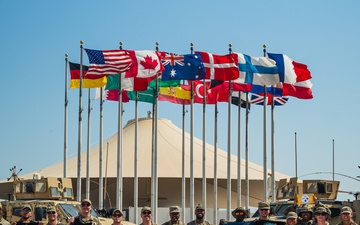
[68,199,101,225]
[186,204,210,225]
[139,206,157,225]
[111,209,124,225]
[161,206,184,225]
[14,205,41,225]
[312,207,330,225]
[337,206,358,225]
[46,207,64,225]
[296,205,313,225]
[254,202,271,225]
[286,212,298,225]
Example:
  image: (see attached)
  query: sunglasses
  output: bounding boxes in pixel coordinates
[81,203,91,207]
[315,212,327,216]
[47,211,56,215]
[113,214,123,217]
[142,211,151,215]
[22,209,31,213]
[235,211,245,216]
[260,209,269,211]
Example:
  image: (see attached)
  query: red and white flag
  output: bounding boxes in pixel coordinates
[125,50,164,78]
[282,79,313,99]
[196,51,239,81]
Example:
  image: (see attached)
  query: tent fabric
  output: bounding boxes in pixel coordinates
[18,117,289,180]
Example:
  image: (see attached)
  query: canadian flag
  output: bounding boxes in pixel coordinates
[196,51,239,81]
[125,50,164,78]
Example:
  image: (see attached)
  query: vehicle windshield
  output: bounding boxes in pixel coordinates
[59,203,80,217]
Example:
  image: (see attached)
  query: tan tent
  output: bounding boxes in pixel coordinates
[0,117,289,208]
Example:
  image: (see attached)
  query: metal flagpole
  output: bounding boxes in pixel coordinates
[213,103,218,225]
[99,87,104,209]
[271,92,275,203]
[153,42,160,223]
[262,45,268,202]
[295,132,298,178]
[86,88,92,200]
[264,45,275,203]
[333,139,335,181]
[245,92,250,209]
[190,42,195,220]
[237,91,242,207]
[77,40,84,201]
[181,81,187,222]
[202,70,207,217]
[116,42,124,209]
[64,54,69,178]
[134,91,139,224]
[263,84,267,202]
[227,44,233,220]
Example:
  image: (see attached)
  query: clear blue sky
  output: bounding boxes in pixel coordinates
[1,1,359,201]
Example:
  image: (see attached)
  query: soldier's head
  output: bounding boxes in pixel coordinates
[141,206,152,222]
[286,212,298,225]
[232,207,247,222]
[296,206,313,221]
[258,202,270,219]
[169,206,180,223]
[314,207,330,221]
[112,209,124,223]
[195,204,205,220]
[21,205,32,220]
[47,207,58,222]
[80,199,92,216]
[340,206,353,222]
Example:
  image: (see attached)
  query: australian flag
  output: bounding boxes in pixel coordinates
[161,53,206,81]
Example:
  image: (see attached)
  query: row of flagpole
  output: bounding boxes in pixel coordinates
[63,40,293,223]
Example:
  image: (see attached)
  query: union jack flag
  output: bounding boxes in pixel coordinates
[162,53,185,66]
[250,93,289,106]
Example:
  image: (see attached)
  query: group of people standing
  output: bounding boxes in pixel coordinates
[252,201,357,225]
[2,198,358,225]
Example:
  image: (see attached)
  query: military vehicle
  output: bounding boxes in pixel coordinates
[248,177,360,225]
[1,175,134,225]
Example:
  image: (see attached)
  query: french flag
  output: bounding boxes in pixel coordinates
[267,53,312,83]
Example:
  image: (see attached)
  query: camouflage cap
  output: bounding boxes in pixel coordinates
[47,207,56,213]
[195,204,205,211]
[169,206,180,213]
[341,206,352,214]
[297,206,313,217]
[81,199,92,205]
[232,207,246,218]
[22,204,32,211]
[112,209,123,215]
[258,202,270,210]
[141,206,152,213]
[287,212,298,219]
[314,207,330,216]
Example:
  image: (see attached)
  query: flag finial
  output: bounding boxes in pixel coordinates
[119,42,123,50]
[156,42,159,51]
[65,53,68,58]
[80,40,84,45]
[263,44,267,56]
[229,43,233,53]
[190,42,194,53]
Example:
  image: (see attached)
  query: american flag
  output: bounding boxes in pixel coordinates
[85,49,132,76]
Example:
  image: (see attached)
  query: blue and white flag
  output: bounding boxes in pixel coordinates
[161,53,206,81]
[235,53,281,95]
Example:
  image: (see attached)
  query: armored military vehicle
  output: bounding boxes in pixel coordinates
[249,177,360,225]
[2,176,133,225]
